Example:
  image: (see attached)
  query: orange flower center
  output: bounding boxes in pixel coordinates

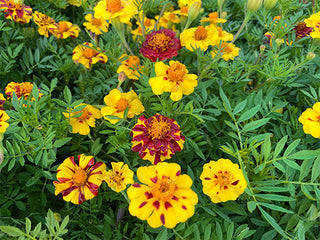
[221,43,232,54]
[84,47,97,59]
[168,13,176,21]
[209,12,218,20]
[214,171,232,186]
[148,118,171,140]
[126,56,140,69]
[167,62,186,82]
[76,107,90,120]
[20,83,33,95]
[115,98,129,112]
[58,22,69,32]
[110,171,124,184]
[145,19,151,27]
[91,18,101,26]
[194,26,208,40]
[181,6,188,13]
[73,169,88,186]
[151,177,176,202]
[148,32,172,52]
[106,0,122,12]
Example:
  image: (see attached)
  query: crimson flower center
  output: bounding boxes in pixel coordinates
[151,177,176,202]
[106,0,122,12]
[73,169,88,186]
[148,118,171,140]
[194,26,208,40]
[148,32,172,52]
[116,98,129,112]
[167,62,186,82]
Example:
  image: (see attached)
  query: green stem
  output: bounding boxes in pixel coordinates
[154,3,168,31]
[231,11,252,44]
[112,18,134,56]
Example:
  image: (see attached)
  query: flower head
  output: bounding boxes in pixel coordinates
[298,102,320,138]
[0,94,6,110]
[63,103,102,135]
[140,29,181,62]
[304,12,320,39]
[211,42,240,61]
[200,158,247,203]
[48,21,80,39]
[294,21,313,39]
[155,12,180,30]
[127,162,198,228]
[131,114,185,164]
[72,42,108,68]
[131,17,156,39]
[200,12,227,25]
[32,11,55,37]
[178,0,201,7]
[103,162,134,192]
[116,54,143,80]
[0,0,32,24]
[101,89,145,124]
[83,14,109,35]
[53,154,106,204]
[5,82,43,100]
[0,110,10,133]
[68,0,87,6]
[149,61,198,101]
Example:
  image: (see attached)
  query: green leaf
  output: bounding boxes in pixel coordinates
[155,229,167,240]
[233,99,247,115]
[0,226,25,237]
[282,158,301,171]
[219,88,234,119]
[26,218,31,234]
[301,185,316,200]
[216,222,223,240]
[32,82,39,101]
[63,86,72,104]
[241,118,270,132]
[311,157,320,182]
[238,105,260,123]
[226,222,234,240]
[53,138,72,148]
[289,150,318,160]
[283,139,301,157]
[204,224,211,240]
[297,221,305,240]
[258,202,294,214]
[273,135,288,159]
[247,201,257,213]
[255,194,295,202]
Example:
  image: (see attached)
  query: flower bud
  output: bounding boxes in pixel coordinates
[263,0,278,9]
[14,0,24,4]
[247,0,263,12]
[118,71,126,83]
[260,45,265,51]
[221,11,227,19]
[53,213,61,222]
[275,38,283,47]
[187,1,201,23]
[307,52,316,60]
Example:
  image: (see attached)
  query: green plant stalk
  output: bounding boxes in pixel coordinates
[154,3,168,31]
[231,11,253,44]
[112,18,135,56]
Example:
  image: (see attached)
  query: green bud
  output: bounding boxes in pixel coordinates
[307,52,316,60]
[247,0,263,12]
[263,0,278,9]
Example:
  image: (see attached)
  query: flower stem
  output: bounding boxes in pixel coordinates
[154,3,168,31]
[231,11,252,44]
[112,18,135,56]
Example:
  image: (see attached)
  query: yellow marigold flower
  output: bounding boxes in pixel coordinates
[0,93,6,110]
[304,11,320,39]
[83,14,109,35]
[0,110,10,133]
[116,54,143,80]
[63,103,102,135]
[0,0,32,24]
[32,11,55,37]
[5,82,43,100]
[216,26,233,42]
[200,158,247,203]
[131,17,156,39]
[155,12,180,30]
[149,61,198,102]
[48,21,80,39]
[298,102,320,138]
[131,114,185,164]
[53,154,106,204]
[173,6,189,17]
[211,42,240,61]
[201,12,227,25]
[103,162,134,192]
[178,0,201,7]
[180,25,219,51]
[68,0,87,6]
[127,162,198,228]
[93,0,138,25]
[101,89,145,124]
[72,42,108,68]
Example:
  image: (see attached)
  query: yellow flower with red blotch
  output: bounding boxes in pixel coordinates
[5,82,43,100]
[101,89,145,124]
[131,114,185,164]
[304,11,320,39]
[180,25,219,51]
[103,162,134,192]
[68,0,87,6]
[0,93,6,110]
[94,0,137,25]
[117,54,143,80]
[48,21,80,39]
[63,103,102,135]
[298,102,320,138]
[72,42,108,68]
[211,42,240,61]
[0,110,10,133]
[149,61,198,102]
[0,0,32,24]
[127,162,198,228]
[200,12,227,25]
[53,154,106,204]
[32,11,55,37]
[200,158,247,203]
[83,14,109,35]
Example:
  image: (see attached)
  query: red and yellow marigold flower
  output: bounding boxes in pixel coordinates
[0,0,32,24]
[83,14,109,35]
[149,61,198,101]
[101,89,145,124]
[304,11,320,39]
[32,11,55,37]
[211,42,240,61]
[63,103,102,135]
[5,82,43,100]
[68,0,87,6]
[127,162,198,228]
[72,42,108,68]
[116,54,143,80]
[298,102,320,138]
[0,93,6,110]
[200,158,247,203]
[180,25,219,51]
[53,154,106,204]
[93,0,138,25]
[48,21,80,39]
[0,110,10,133]
[131,114,185,164]
[103,162,134,192]
[294,22,312,39]
[140,29,181,62]
[200,12,227,25]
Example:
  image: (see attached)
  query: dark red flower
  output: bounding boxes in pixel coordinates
[140,29,181,62]
[294,22,312,39]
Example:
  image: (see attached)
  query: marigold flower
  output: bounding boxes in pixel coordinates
[0,0,32,24]
[200,158,247,203]
[83,14,109,35]
[72,42,108,68]
[155,12,180,30]
[103,162,134,192]
[48,21,80,39]
[178,0,201,7]
[0,93,6,110]
[131,17,156,39]
[304,12,320,38]
[180,25,219,51]
[63,103,102,135]
[216,26,233,42]
[211,42,240,61]
[68,0,87,6]
[32,11,55,37]
[93,0,137,25]
[149,61,198,101]
[53,154,106,204]
[298,102,320,138]
[131,114,185,164]
[0,110,10,133]
[5,82,43,100]
[294,21,313,39]
[173,6,189,17]
[116,54,143,80]
[200,12,227,25]
[127,162,198,228]
[101,89,145,124]
[140,29,181,62]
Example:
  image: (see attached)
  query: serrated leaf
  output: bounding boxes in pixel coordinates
[255,194,295,202]
[25,218,31,234]
[238,105,260,123]
[289,150,318,160]
[241,118,270,132]
[0,226,25,237]
[259,207,289,238]
[273,135,288,159]
[53,138,72,148]
[247,201,257,213]
[258,202,294,214]
[283,139,301,157]
[233,99,247,115]
[311,157,320,182]
[155,229,167,240]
